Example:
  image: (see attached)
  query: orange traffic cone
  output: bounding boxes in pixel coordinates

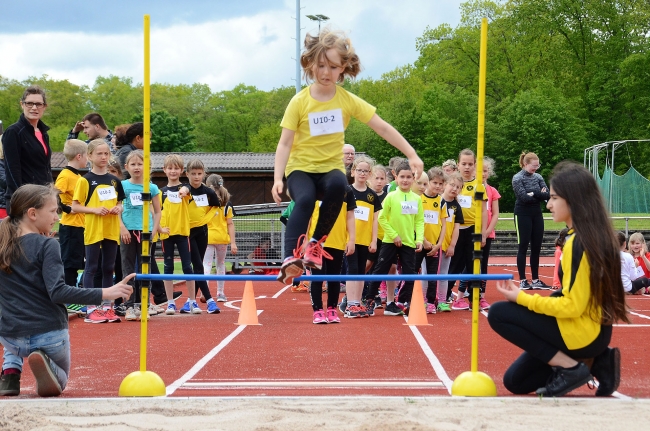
[237,280,261,325]
[405,280,431,326]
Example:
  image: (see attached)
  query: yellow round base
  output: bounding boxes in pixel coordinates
[119,371,166,397]
[451,371,497,397]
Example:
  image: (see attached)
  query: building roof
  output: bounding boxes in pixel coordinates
[51,152,275,172]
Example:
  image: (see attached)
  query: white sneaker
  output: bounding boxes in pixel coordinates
[125,307,138,321]
[191,300,202,314]
[216,293,227,302]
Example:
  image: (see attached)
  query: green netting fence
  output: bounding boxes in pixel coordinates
[596,166,650,213]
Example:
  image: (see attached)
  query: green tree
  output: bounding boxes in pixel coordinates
[132,110,196,153]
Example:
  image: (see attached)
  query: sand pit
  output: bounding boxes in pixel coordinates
[1,396,649,431]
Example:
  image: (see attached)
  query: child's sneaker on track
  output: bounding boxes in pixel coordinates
[363,299,375,317]
[180,300,192,314]
[290,283,309,293]
[326,307,340,323]
[479,298,491,310]
[206,300,220,314]
[84,309,108,323]
[104,308,121,322]
[113,303,127,316]
[27,351,62,397]
[125,307,138,321]
[531,279,551,290]
[344,304,364,318]
[166,303,177,315]
[338,295,348,313]
[191,300,202,314]
[373,295,384,309]
[384,302,404,316]
[303,236,331,269]
[426,303,437,314]
[519,279,532,290]
[216,293,228,302]
[437,302,451,312]
[313,309,328,324]
[451,298,470,310]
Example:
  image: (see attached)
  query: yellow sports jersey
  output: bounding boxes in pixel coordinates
[188,184,220,229]
[441,198,465,251]
[160,185,191,238]
[280,86,376,177]
[517,230,601,350]
[308,188,357,250]
[350,186,381,246]
[421,193,444,244]
[55,166,84,227]
[457,178,487,227]
[208,203,234,244]
[72,172,125,245]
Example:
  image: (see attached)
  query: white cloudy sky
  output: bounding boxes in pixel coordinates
[0,0,464,91]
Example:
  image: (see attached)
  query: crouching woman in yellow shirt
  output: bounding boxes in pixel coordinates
[488,162,628,397]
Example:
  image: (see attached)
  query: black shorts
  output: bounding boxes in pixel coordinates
[367,239,383,263]
[58,224,85,269]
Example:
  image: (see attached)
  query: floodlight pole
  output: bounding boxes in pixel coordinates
[295,0,301,94]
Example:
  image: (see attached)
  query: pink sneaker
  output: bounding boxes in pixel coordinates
[451,298,469,310]
[479,298,491,310]
[303,236,332,269]
[426,303,437,314]
[326,307,340,323]
[313,309,328,324]
[379,281,387,302]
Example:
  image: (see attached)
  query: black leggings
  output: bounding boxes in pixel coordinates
[162,235,193,275]
[310,247,344,311]
[515,212,544,280]
[449,227,481,298]
[190,225,212,301]
[367,243,416,303]
[284,170,348,259]
[488,301,612,394]
[631,277,650,294]
[84,240,119,289]
[347,244,369,275]
[415,250,439,304]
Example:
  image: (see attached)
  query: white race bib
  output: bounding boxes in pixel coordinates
[401,201,418,215]
[457,195,472,209]
[193,194,209,207]
[634,265,645,279]
[354,206,370,221]
[308,109,344,137]
[446,208,455,223]
[424,210,439,225]
[97,186,117,202]
[166,191,181,204]
[130,192,143,206]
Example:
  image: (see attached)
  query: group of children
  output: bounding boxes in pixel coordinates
[56,136,238,323]
[288,150,501,324]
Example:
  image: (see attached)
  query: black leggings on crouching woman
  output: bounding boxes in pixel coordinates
[487,301,611,394]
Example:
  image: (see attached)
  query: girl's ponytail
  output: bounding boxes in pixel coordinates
[0,217,22,274]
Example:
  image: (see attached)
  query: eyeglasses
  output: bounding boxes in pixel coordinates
[344,152,355,156]
[22,101,46,109]
[355,169,370,174]
[530,163,542,169]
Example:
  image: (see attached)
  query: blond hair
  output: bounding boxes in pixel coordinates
[301,28,361,84]
[444,171,464,186]
[186,158,205,173]
[63,139,87,161]
[87,139,109,156]
[427,166,445,181]
[163,154,184,170]
[519,152,538,168]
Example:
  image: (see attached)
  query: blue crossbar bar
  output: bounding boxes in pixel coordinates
[135,274,513,282]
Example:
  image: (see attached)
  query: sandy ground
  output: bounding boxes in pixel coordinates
[1,397,649,431]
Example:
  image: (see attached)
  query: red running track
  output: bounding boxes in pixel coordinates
[7,262,650,399]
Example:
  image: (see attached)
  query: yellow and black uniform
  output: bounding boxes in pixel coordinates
[367,191,388,262]
[416,193,447,304]
[440,198,464,252]
[487,228,612,395]
[307,188,356,312]
[348,185,381,277]
[160,185,194,277]
[73,172,125,245]
[188,184,221,303]
[207,202,234,245]
[55,166,86,286]
[456,178,487,228]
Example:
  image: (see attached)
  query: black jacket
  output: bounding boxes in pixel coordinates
[2,114,53,208]
[0,158,6,210]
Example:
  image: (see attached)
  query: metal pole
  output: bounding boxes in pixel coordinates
[295,0,301,94]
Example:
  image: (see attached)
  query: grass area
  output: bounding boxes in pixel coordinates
[154,261,233,274]
[496,213,650,231]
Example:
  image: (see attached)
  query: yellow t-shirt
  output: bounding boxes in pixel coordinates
[160,185,191,238]
[188,184,220,229]
[308,188,357,250]
[350,186,381,247]
[207,203,234,244]
[421,193,444,244]
[55,166,84,228]
[280,86,376,177]
[457,178,487,227]
[441,198,464,251]
[72,172,125,245]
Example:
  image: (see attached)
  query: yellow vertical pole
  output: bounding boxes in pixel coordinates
[451,17,496,397]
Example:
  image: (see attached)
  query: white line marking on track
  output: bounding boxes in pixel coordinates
[182,380,445,389]
[223,296,267,310]
[165,310,263,396]
[403,316,454,394]
[629,311,650,320]
[613,324,650,327]
[272,284,291,298]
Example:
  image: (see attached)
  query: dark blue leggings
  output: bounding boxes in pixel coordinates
[162,235,193,275]
[84,240,119,289]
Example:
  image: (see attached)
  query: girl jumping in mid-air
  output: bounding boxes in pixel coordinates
[272,28,423,285]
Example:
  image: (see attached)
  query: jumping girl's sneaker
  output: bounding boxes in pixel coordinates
[313,309,328,324]
[326,307,340,323]
[303,236,331,269]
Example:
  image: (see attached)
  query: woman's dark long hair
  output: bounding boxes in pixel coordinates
[550,161,629,324]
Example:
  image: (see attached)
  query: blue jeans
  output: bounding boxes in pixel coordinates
[0,329,70,390]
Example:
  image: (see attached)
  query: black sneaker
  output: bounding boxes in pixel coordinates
[114,304,127,316]
[344,304,364,318]
[535,362,591,397]
[338,295,348,313]
[531,279,552,290]
[519,280,532,290]
[373,295,383,309]
[591,347,621,396]
[384,302,404,316]
[0,372,20,396]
